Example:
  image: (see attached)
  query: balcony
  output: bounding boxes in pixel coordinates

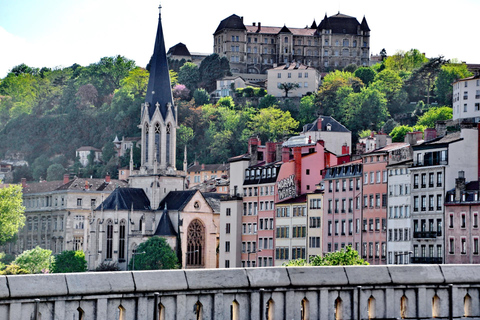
[410,257,443,264]
[413,231,437,239]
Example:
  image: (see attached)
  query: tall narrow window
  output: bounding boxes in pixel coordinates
[106,220,113,259]
[119,220,126,260]
[154,122,161,162]
[144,123,149,163]
[187,219,205,267]
[166,123,171,165]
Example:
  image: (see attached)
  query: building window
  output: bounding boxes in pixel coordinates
[77,198,82,207]
[186,219,205,267]
[119,220,126,260]
[106,220,113,259]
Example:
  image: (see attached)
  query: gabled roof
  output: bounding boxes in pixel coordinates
[187,163,229,173]
[310,20,317,29]
[145,9,174,121]
[214,14,246,34]
[412,132,462,150]
[202,192,226,213]
[23,181,65,194]
[154,208,177,236]
[167,42,191,56]
[56,177,127,192]
[158,190,197,211]
[96,188,151,211]
[245,25,315,36]
[278,25,292,34]
[303,116,350,133]
[360,16,370,32]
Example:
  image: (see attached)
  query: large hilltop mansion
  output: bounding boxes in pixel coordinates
[213,13,370,74]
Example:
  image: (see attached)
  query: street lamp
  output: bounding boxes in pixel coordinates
[131,251,146,271]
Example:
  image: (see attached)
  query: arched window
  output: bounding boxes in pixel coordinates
[368,296,376,319]
[139,217,143,231]
[301,298,309,320]
[195,301,203,320]
[77,307,85,320]
[231,300,240,320]
[400,295,407,319]
[187,220,205,267]
[266,298,275,320]
[154,122,161,162]
[118,305,126,320]
[432,295,440,318]
[144,123,149,163]
[119,220,126,260]
[464,294,472,317]
[166,123,171,165]
[335,297,343,320]
[106,220,113,259]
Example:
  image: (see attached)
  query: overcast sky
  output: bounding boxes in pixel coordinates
[1,0,479,77]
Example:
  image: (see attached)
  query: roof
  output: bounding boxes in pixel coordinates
[158,190,197,211]
[214,14,246,34]
[276,194,307,205]
[271,63,315,71]
[202,192,226,213]
[360,16,370,32]
[153,208,177,236]
[412,132,462,150]
[303,116,350,133]
[445,180,480,205]
[362,143,409,155]
[244,25,315,36]
[228,153,251,163]
[310,20,317,29]
[187,163,229,173]
[96,188,151,211]
[144,10,175,121]
[23,180,65,194]
[22,177,127,194]
[323,160,363,180]
[317,12,362,34]
[76,146,101,152]
[167,42,191,56]
[278,25,292,33]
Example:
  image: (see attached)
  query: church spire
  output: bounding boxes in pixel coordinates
[145,3,174,121]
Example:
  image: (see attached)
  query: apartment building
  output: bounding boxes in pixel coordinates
[306,191,323,260]
[452,74,480,121]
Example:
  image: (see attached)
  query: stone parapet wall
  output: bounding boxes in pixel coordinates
[1,265,480,319]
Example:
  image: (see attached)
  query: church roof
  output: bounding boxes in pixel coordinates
[158,190,197,211]
[202,192,226,213]
[214,14,246,34]
[96,187,151,211]
[154,207,177,236]
[145,8,175,121]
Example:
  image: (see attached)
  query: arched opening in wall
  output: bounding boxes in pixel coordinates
[118,305,126,320]
[230,300,240,320]
[77,307,85,320]
[334,297,343,320]
[186,219,205,267]
[166,123,171,166]
[432,295,440,318]
[301,298,309,320]
[154,122,161,162]
[464,294,472,317]
[106,220,113,259]
[194,301,203,320]
[119,220,126,261]
[158,302,165,320]
[266,298,275,320]
[400,295,408,319]
[144,123,149,163]
[368,296,376,319]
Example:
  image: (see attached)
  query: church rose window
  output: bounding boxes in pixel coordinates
[186,219,205,267]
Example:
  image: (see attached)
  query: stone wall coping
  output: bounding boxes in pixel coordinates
[2,265,479,298]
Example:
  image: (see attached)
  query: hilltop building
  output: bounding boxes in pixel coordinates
[452,74,480,122]
[214,13,370,74]
[76,146,102,167]
[266,62,321,97]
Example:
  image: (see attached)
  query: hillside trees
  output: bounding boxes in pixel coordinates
[0,184,25,244]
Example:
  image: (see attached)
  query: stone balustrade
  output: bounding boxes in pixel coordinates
[1,264,480,319]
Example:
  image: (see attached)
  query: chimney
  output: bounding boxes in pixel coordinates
[201,163,205,170]
[21,178,27,189]
[266,142,276,164]
[282,147,290,163]
[250,145,258,165]
[455,171,466,202]
[424,128,437,142]
[308,136,312,144]
[276,143,283,162]
[105,174,111,183]
[63,174,69,184]
[293,147,302,193]
[248,137,260,154]
[341,143,349,155]
[258,22,261,30]
[253,22,256,26]
[85,180,89,191]
[317,117,323,131]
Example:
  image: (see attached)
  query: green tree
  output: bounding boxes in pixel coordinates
[193,88,210,106]
[354,67,376,86]
[384,49,428,71]
[51,250,88,273]
[0,184,25,244]
[128,236,178,270]
[310,246,368,266]
[278,82,300,97]
[298,94,317,126]
[258,94,278,109]
[249,106,299,142]
[31,155,52,181]
[120,67,149,98]
[46,163,65,181]
[178,62,200,92]
[102,141,117,163]
[198,53,231,92]
[435,63,472,105]
[389,125,413,142]
[416,106,453,128]
[14,246,53,273]
[217,96,235,109]
[0,264,28,275]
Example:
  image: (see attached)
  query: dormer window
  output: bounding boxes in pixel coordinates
[245,170,250,179]
[326,124,332,131]
[272,168,277,178]
[267,168,272,178]
[256,169,261,178]
[262,169,266,178]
